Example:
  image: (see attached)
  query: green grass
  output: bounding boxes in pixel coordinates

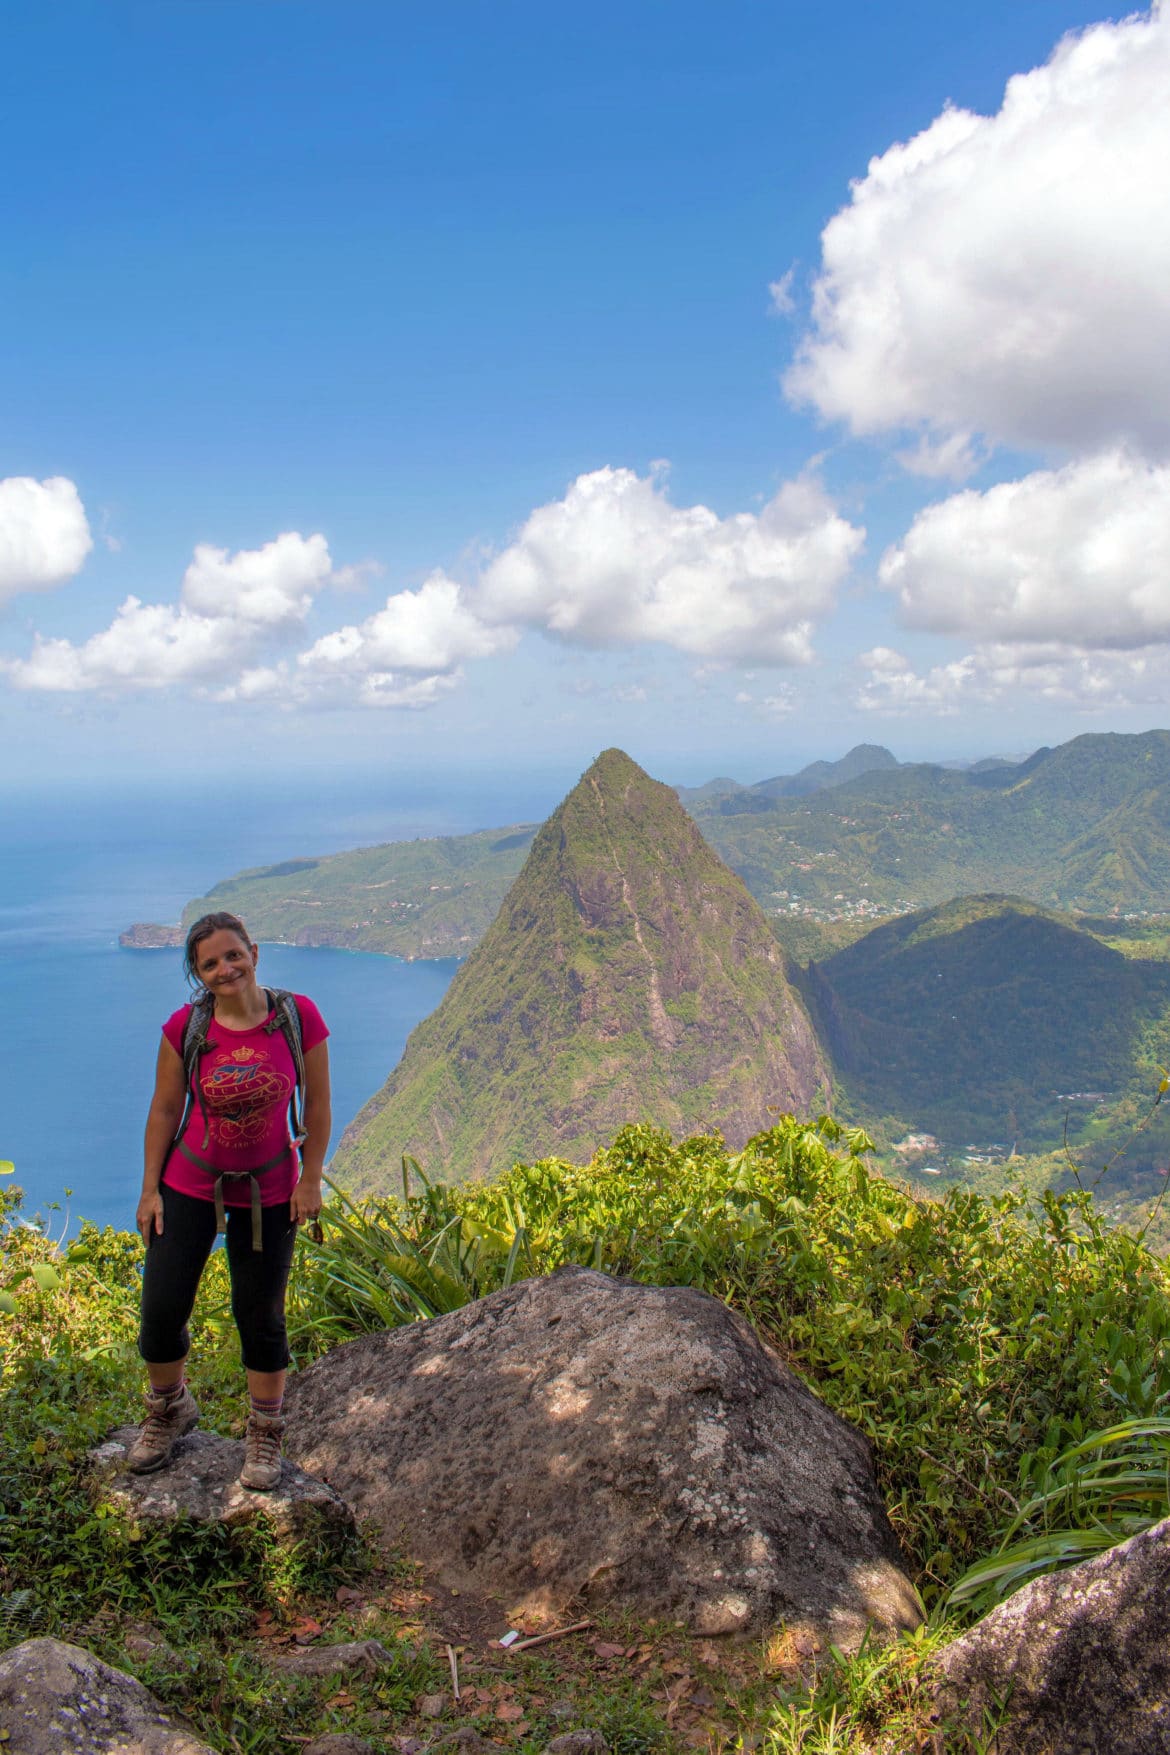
[752,1624,1012,1754]
[945,1413,1170,1617]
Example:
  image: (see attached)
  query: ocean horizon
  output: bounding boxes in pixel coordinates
[0,769,563,1234]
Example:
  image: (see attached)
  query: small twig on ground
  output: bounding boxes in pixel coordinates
[446,1642,461,1701]
[511,1620,593,1652]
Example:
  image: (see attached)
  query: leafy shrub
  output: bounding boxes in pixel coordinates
[286,1160,532,1353]
[289,1119,1170,1607]
[946,1413,1170,1616]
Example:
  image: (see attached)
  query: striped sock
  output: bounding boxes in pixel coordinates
[157,1379,187,1405]
[250,1392,284,1419]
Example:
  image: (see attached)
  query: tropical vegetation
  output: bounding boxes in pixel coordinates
[803,894,1170,1148]
[185,822,538,960]
[4,1119,1170,1751]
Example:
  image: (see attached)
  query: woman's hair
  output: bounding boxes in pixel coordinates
[183,912,253,993]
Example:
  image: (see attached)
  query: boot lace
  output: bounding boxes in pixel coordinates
[136,1404,173,1455]
[246,1417,283,1470]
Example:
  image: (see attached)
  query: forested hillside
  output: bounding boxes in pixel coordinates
[802,895,1170,1155]
[696,730,1170,920]
[172,732,1170,964]
[185,823,538,959]
[333,750,827,1190]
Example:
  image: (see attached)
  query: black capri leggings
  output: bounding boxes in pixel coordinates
[138,1184,298,1374]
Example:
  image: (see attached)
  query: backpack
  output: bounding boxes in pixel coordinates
[175,988,307,1250]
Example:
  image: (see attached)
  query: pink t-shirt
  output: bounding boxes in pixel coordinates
[160,993,329,1207]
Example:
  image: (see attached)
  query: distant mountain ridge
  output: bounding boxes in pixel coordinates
[697,730,1170,919]
[675,743,900,808]
[182,822,539,959]
[753,743,902,800]
[160,729,1170,965]
[147,730,1170,1195]
[331,750,829,1191]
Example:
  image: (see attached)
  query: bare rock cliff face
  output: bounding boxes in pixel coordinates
[285,1266,919,1646]
[333,749,830,1191]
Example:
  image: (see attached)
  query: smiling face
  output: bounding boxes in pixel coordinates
[193,927,259,998]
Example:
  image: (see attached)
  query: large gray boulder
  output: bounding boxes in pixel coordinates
[284,1265,920,1645]
[90,1426,355,1553]
[0,1637,214,1753]
[937,1514,1170,1752]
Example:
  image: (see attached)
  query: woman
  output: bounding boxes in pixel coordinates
[130,911,331,1489]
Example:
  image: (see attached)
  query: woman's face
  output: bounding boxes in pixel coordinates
[194,928,259,996]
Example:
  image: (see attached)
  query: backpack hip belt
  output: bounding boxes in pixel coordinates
[174,1139,294,1251]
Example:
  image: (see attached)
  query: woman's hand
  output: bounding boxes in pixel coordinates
[290,1172,323,1228]
[292,1039,330,1235]
[141,1038,185,1248]
[137,1189,164,1244]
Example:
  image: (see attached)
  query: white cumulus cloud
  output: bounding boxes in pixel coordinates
[476,465,863,665]
[298,572,514,680]
[214,659,461,711]
[11,599,238,693]
[895,432,984,482]
[180,531,334,628]
[786,7,1170,460]
[879,450,1170,648]
[3,467,864,707]
[857,642,1157,715]
[0,477,92,603]
[280,570,514,708]
[5,530,338,693]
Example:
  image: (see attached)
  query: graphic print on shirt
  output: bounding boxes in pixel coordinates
[202,1045,292,1151]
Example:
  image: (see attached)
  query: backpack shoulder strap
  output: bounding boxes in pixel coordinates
[266,988,303,1050]
[181,997,214,1079]
[178,997,216,1150]
[264,989,307,1144]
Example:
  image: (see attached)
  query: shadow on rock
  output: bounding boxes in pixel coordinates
[284,1264,921,1645]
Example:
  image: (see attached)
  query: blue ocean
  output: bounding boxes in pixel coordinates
[0,770,562,1234]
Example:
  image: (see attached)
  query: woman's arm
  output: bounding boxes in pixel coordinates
[290,1039,331,1225]
[139,1037,187,1241]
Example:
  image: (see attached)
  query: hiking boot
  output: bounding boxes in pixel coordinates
[126,1384,199,1474]
[239,1412,284,1491]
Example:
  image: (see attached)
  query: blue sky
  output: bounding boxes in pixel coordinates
[3,0,1168,793]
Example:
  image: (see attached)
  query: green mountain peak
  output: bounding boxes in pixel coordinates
[331,750,831,1190]
[803,892,1169,1148]
[586,746,644,782]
